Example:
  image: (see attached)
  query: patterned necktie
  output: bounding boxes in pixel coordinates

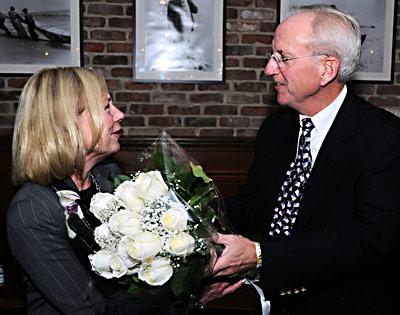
[269,117,315,237]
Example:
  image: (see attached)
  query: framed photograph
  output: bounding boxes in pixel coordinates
[133,0,224,83]
[279,0,396,82]
[0,0,81,74]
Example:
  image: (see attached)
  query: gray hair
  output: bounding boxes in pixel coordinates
[288,4,361,82]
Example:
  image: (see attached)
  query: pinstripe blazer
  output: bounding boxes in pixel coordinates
[7,161,120,314]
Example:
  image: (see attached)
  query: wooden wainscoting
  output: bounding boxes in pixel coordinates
[0,134,259,314]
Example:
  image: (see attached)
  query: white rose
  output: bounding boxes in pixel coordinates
[109,210,141,236]
[89,250,127,279]
[90,192,122,223]
[124,232,162,261]
[117,236,140,274]
[161,203,188,231]
[115,172,169,212]
[166,232,195,257]
[114,181,145,213]
[94,223,119,250]
[138,257,173,286]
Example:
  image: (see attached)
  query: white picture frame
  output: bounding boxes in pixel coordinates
[0,0,81,74]
[133,0,224,83]
[279,0,396,82]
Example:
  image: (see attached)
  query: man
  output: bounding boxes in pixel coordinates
[22,8,39,40]
[8,6,28,39]
[203,4,400,315]
[0,11,11,36]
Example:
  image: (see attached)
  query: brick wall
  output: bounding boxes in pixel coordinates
[0,0,399,137]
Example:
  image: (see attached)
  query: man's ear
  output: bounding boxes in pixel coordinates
[320,56,340,86]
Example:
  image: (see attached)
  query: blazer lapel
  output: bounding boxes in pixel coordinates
[273,112,299,191]
[294,92,357,231]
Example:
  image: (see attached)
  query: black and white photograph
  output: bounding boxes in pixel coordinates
[133,0,224,82]
[0,0,81,74]
[279,0,396,82]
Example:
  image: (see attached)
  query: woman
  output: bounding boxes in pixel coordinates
[7,67,184,314]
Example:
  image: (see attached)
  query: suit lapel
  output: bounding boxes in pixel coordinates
[293,92,357,232]
[273,112,299,191]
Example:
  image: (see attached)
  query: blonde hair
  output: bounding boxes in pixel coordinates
[12,67,108,185]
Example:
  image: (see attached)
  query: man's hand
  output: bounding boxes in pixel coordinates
[211,233,257,277]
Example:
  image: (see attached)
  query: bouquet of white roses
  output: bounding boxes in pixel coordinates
[87,132,233,299]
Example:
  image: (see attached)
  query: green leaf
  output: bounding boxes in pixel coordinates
[114,174,131,188]
[170,255,209,297]
[190,162,212,183]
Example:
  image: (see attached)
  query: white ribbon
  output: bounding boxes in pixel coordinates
[245,278,271,315]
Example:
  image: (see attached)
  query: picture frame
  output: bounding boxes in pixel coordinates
[0,0,82,75]
[133,0,224,83]
[278,0,396,82]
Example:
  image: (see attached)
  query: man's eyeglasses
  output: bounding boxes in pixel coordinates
[266,51,327,69]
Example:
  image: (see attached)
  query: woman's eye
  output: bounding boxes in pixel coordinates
[105,103,111,111]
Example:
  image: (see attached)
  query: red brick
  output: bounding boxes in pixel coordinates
[152,93,187,104]
[225,70,257,80]
[376,85,400,95]
[83,17,106,28]
[121,116,145,126]
[220,117,250,127]
[87,4,124,15]
[241,106,270,116]
[368,97,400,107]
[227,0,253,6]
[124,82,156,90]
[165,128,198,138]
[260,22,276,32]
[198,83,230,91]
[243,57,266,69]
[242,34,273,45]
[116,92,150,102]
[93,55,128,65]
[105,79,121,90]
[90,30,126,41]
[7,78,28,89]
[189,93,224,104]
[160,84,195,91]
[184,117,216,127]
[107,43,132,53]
[167,106,201,115]
[234,82,267,92]
[111,67,132,77]
[0,91,20,101]
[227,94,260,104]
[204,106,238,115]
[109,18,132,28]
[149,116,182,126]
[226,58,240,67]
[226,33,239,44]
[226,8,238,19]
[255,0,277,9]
[129,104,164,115]
[85,42,105,53]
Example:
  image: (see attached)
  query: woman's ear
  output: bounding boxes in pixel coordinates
[320,56,340,86]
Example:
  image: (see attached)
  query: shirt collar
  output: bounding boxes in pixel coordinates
[299,85,347,135]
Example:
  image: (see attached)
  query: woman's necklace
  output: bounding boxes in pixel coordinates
[90,173,101,192]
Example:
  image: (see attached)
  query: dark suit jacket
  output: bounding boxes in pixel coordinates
[226,90,400,315]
